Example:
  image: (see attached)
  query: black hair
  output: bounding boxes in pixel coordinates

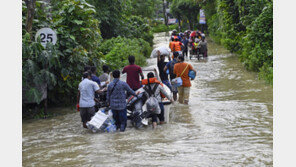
[102,65,109,73]
[171,37,174,41]
[112,70,120,78]
[128,56,135,64]
[178,55,184,62]
[173,51,179,58]
[83,71,91,79]
[147,72,155,79]
[84,65,91,72]
[90,66,96,73]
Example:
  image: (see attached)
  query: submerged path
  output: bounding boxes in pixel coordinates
[22,32,273,166]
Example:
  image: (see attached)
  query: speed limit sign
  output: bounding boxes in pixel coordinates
[35,28,57,48]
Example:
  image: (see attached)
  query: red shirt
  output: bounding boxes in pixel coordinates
[122,64,142,90]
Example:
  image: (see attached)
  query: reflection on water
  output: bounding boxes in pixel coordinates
[23,32,273,166]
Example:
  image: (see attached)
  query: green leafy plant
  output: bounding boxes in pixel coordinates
[201,0,273,84]
[99,37,151,69]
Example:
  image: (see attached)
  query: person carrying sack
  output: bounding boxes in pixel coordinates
[142,72,173,129]
[173,55,197,104]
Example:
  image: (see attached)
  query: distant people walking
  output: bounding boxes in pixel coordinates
[171,38,184,56]
[107,70,137,132]
[77,71,105,128]
[173,55,197,104]
[181,35,189,58]
[157,50,172,90]
[122,56,144,91]
[198,36,208,58]
[169,37,175,54]
[164,51,179,101]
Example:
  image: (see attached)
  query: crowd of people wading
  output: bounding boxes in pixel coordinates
[77,29,208,132]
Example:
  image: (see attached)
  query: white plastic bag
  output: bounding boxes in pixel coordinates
[146,96,161,114]
[150,46,171,58]
[86,111,108,132]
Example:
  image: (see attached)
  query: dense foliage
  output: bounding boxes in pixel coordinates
[86,0,155,46]
[151,24,178,33]
[23,0,103,105]
[171,0,201,30]
[201,0,273,84]
[99,37,151,69]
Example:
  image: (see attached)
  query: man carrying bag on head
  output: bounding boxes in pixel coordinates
[173,55,197,105]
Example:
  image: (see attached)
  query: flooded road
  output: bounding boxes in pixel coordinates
[22,32,273,166]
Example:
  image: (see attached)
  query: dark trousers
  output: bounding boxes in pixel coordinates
[183,49,188,57]
[151,103,165,123]
[112,109,127,131]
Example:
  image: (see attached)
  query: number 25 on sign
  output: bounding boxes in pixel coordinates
[35,28,57,48]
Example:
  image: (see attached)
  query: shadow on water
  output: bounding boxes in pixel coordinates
[22,32,272,167]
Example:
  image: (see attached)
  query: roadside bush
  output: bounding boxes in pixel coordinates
[152,24,169,33]
[121,16,154,46]
[201,0,273,84]
[152,24,179,33]
[99,37,151,70]
[240,3,273,84]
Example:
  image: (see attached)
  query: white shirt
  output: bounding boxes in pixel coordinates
[78,78,100,107]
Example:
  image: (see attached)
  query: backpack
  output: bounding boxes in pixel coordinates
[144,81,160,115]
[169,59,177,79]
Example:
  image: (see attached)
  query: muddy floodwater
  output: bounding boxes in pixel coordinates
[22,32,273,166]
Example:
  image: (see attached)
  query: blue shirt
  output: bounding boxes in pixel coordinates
[166,59,178,80]
[107,78,136,110]
[182,38,189,49]
[78,78,100,107]
[91,74,101,86]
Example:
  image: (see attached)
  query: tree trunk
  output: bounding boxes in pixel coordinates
[163,0,168,26]
[178,17,181,32]
[189,20,193,30]
[25,0,36,36]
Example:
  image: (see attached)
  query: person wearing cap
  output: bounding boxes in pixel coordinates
[173,55,197,104]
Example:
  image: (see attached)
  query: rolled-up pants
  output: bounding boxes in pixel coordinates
[151,102,165,123]
[177,86,190,103]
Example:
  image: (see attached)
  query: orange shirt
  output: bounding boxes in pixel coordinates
[172,41,182,52]
[173,62,193,87]
[169,42,174,51]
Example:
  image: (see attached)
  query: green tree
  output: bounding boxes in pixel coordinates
[171,0,201,30]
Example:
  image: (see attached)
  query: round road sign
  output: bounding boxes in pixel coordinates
[35,28,57,48]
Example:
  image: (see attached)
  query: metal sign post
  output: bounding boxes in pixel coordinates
[35,28,57,117]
